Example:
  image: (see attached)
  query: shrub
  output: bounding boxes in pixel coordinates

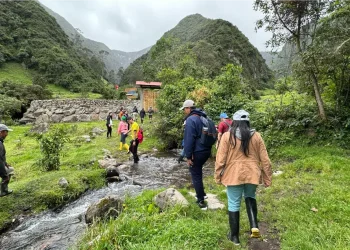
[37,127,70,171]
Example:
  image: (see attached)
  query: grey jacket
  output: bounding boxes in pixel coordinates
[0,138,8,178]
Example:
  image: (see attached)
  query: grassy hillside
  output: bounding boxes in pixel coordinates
[122,14,272,88]
[0,1,104,92]
[0,63,33,85]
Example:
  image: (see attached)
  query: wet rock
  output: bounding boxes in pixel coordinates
[106,176,120,182]
[58,177,68,188]
[85,196,124,224]
[117,164,130,171]
[106,166,120,178]
[98,158,117,168]
[153,188,189,210]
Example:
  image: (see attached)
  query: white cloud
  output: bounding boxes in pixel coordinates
[39,0,272,52]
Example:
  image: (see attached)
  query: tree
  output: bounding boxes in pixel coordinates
[254,0,333,120]
[116,67,124,84]
[107,70,116,83]
[99,50,109,77]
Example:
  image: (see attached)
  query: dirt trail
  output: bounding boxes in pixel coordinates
[248,222,280,250]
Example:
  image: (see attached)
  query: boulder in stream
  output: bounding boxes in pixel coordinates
[153,188,189,210]
[85,195,124,224]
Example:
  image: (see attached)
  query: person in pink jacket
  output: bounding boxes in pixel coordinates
[215,110,272,246]
[117,116,129,152]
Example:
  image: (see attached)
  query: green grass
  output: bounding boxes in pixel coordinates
[0,119,160,231]
[76,142,350,250]
[0,62,33,84]
[47,84,102,99]
[259,144,350,250]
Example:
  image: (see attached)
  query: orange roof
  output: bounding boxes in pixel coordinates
[136,81,162,87]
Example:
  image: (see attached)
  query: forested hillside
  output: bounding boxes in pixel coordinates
[42,3,150,82]
[122,14,272,89]
[0,1,103,92]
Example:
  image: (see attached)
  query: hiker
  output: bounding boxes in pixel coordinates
[0,124,14,197]
[180,99,212,210]
[216,112,233,149]
[148,106,154,122]
[127,117,140,164]
[215,110,272,245]
[132,106,138,121]
[106,112,113,138]
[118,109,124,121]
[139,108,146,124]
[123,110,129,120]
[117,116,129,152]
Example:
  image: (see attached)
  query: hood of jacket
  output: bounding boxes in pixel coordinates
[233,128,256,140]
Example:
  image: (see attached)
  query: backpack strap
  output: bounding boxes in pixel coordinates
[223,120,232,130]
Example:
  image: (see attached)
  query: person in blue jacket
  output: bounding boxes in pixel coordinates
[180,99,211,210]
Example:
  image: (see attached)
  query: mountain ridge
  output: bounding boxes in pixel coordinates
[41,3,150,73]
[123,14,272,87]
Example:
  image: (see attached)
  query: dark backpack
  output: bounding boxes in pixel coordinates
[199,116,217,147]
[137,127,144,144]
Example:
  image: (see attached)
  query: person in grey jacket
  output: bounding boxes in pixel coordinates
[0,124,14,197]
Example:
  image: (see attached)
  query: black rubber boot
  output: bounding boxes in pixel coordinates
[228,211,240,245]
[245,197,260,238]
[0,178,12,197]
[177,156,184,163]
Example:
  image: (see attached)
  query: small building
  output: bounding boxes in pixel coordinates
[136,81,162,111]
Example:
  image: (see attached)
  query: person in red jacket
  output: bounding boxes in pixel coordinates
[216,113,233,149]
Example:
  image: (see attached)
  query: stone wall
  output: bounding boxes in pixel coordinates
[20,99,141,124]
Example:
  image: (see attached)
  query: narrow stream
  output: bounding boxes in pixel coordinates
[0,154,214,250]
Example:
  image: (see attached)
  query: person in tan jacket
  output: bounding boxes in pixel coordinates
[215,110,272,246]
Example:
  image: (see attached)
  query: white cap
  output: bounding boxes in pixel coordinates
[0,124,13,132]
[179,100,195,110]
[233,110,249,121]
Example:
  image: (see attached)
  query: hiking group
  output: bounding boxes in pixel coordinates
[179,99,272,246]
[1,100,272,246]
[115,106,145,164]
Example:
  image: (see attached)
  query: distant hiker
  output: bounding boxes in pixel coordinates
[215,110,272,245]
[139,108,146,124]
[0,124,14,197]
[106,112,113,138]
[117,116,129,152]
[118,109,124,121]
[132,106,138,121]
[180,99,213,210]
[123,110,129,119]
[216,112,233,149]
[148,106,154,122]
[127,117,140,164]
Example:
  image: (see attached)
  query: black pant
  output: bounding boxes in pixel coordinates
[129,139,139,163]
[106,125,112,138]
[189,150,211,202]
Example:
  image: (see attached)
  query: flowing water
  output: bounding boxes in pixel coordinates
[0,154,214,250]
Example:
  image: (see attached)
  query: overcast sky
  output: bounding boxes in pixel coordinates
[39,0,271,52]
